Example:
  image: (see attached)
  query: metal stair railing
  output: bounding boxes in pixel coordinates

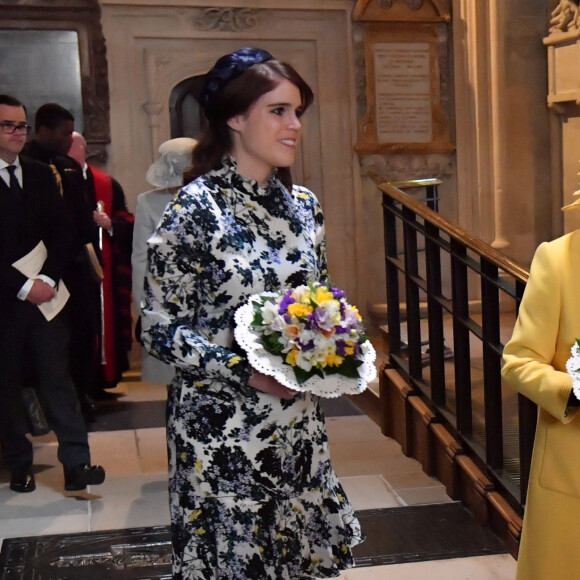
[381,180,534,511]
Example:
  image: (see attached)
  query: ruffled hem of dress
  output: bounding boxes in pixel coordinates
[170,484,364,579]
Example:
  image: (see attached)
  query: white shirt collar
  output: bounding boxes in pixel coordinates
[0,156,21,171]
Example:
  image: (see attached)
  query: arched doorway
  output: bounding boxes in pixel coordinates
[169,75,207,139]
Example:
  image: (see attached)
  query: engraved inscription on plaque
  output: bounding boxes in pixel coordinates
[373,42,432,143]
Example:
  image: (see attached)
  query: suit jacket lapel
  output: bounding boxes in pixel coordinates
[0,171,10,196]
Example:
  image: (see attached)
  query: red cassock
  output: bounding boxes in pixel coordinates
[91,167,134,387]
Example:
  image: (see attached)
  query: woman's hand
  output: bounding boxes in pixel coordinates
[248,371,296,399]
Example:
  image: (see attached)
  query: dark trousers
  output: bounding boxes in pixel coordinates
[0,302,91,471]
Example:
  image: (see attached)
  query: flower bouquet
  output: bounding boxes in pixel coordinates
[234,282,376,398]
[566,339,580,401]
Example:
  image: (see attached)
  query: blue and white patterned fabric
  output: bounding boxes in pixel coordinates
[141,157,363,579]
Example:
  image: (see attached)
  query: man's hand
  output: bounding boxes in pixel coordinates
[93,210,112,230]
[26,279,56,304]
[248,371,296,399]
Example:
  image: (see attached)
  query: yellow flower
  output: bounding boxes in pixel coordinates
[287,303,313,317]
[286,349,299,366]
[344,342,355,356]
[195,459,202,471]
[195,529,206,535]
[313,286,334,304]
[323,353,344,368]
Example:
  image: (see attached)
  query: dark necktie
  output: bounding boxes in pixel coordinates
[6,165,21,196]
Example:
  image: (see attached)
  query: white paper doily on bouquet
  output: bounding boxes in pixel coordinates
[234,294,377,398]
[566,340,580,402]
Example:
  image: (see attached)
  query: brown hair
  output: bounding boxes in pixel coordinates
[184,60,313,191]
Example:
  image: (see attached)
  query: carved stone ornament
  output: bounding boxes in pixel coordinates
[359,153,454,183]
[353,0,450,22]
[1,0,110,162]
[194,8,260,32]
[380,0,424,10]
[548,0,580,35]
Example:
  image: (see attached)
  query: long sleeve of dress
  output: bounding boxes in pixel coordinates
[131,194,154,315]
[141,208,253,388]
[502,240,578,423]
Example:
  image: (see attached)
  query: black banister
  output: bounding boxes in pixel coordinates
[380,180,534,512]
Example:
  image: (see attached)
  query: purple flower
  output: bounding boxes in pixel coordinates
[343,309,361,328]
[298,339,315,351]
[313,305,336,332]
[278,290,295,314]
[331,287,345,299]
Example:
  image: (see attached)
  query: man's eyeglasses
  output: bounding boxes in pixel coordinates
[0,122,32,135]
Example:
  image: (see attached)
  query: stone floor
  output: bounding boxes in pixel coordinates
[0,377,517,579]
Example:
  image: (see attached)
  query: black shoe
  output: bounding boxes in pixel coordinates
[64,464,105,491]
[91,390,122,401]
[80,393,97,415]
[10,468,36,493]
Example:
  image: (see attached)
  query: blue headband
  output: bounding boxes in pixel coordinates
[200,47,274,117]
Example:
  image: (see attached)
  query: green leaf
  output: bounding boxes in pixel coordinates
[293,365,324,384]
[336,356,363,378]
[252,310,264,326]
[260,332,285,356]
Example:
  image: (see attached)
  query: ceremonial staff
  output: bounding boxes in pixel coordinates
[96,200,106,364]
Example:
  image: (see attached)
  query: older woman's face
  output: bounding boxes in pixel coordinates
[227,79,303,186]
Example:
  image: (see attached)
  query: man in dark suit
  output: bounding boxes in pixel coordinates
[0,94,105,492]
[23,103,102,413]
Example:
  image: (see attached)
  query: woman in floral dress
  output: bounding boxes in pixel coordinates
[141,47,363,579]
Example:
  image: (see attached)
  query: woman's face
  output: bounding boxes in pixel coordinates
[227,79,303,186]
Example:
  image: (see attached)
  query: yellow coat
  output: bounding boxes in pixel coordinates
[502,230,580,580]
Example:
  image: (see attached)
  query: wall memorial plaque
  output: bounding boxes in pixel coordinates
[355,22,454,154]
[374,42,432,143]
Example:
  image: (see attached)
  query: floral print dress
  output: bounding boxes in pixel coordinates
[141,157,363,580]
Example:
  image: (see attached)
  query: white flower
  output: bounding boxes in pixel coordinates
[261,301,281,325]
[566,340,580,402]
[295,350,314,372]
